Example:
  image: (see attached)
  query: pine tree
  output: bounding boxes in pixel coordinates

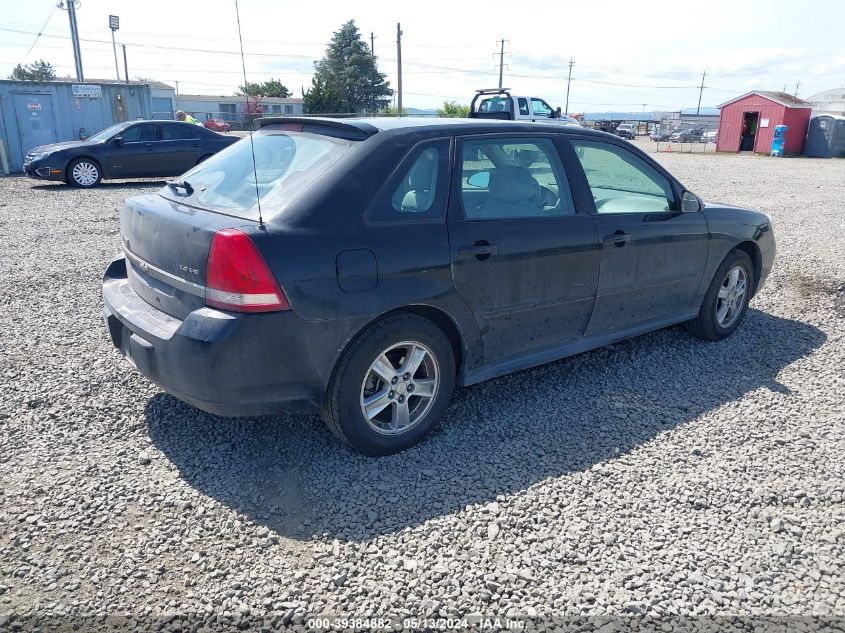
[310,20,392,114]
[9,60,57,81]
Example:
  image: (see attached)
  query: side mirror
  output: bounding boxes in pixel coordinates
[466,171,490,188]
[681,190,701,212]
[113,136,124,146]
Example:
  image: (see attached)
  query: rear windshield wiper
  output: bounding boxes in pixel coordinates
[166,180,194,195]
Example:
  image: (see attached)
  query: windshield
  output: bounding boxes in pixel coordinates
[87,122,131,143]
[159,130,357,220]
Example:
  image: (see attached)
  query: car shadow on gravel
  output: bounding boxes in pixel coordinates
[145,308,825,542]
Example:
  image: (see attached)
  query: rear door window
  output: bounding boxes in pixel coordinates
[160,123,199,140]
[460,137,575,219]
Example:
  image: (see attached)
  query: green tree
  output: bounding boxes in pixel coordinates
[310,20,392,113]
[236,78,292,98]
[8,59,56,81]
[437,101,470,118]
[302,74,344,114]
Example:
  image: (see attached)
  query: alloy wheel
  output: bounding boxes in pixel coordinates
[716,265,748,328]
[359,341,439,435]
[72,161,99,186]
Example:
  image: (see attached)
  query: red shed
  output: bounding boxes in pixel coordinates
[716,91,812,154]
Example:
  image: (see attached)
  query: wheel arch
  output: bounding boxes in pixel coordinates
[327,304,467,392]
[733,240,762,295]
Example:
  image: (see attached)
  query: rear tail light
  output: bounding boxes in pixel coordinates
[205,228,290,313]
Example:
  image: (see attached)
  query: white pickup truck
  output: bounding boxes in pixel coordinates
[469,89,581,126]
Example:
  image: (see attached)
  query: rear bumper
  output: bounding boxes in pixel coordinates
[102,256,334,417]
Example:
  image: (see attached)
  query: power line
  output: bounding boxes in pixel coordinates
[17,4,58,65]
[0,27,314,59]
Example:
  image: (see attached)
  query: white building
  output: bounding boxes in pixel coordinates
[807,87,845,117]
[174,94,305,121]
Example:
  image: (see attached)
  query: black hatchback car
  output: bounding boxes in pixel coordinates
[24,120,237,188]
[103,117,775,455]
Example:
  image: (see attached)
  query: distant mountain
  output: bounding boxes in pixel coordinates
[583,111,660,121]
[583,107,720,120]
[681,107,720,115]
[404,107,438,116]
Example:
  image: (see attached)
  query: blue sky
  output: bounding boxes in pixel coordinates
[1,0,842,112]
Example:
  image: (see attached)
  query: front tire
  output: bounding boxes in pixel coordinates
[687,249,754,341]
[322,314,456,456]
[67,158,102,188]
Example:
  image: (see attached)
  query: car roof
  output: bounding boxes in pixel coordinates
[258,116,609,139]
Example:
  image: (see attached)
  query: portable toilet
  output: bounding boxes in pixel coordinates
[770,125,788,156]
[805,115,845,158]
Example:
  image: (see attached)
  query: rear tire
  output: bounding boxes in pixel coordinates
[322,314,456,456]
[686,249,754,341]
[67,158,102,188]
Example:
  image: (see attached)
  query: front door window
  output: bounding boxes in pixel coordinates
[569,139,674,213]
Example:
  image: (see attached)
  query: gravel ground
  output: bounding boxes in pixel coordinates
[0,149,843,631]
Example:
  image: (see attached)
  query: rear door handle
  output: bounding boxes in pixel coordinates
[603,232,631,246]
[144,143,155,150]
[458,244,498,258]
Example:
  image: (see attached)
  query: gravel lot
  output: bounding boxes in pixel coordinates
[1,149,843,631]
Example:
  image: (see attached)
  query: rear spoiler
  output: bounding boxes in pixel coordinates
[256,117,379,140]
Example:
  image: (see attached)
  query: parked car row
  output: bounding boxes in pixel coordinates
[650,126,719,143]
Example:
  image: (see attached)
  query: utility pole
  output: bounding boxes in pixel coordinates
[497,39,507,90]
[696,70,707,115]
[109,15,120,81]
[396,23,403,115]
[564,57,574,114]
[64,0,84,81]
[793,80,800,97]
[175,80,179,95]
[371,32,376,57]
[121,44,128,84]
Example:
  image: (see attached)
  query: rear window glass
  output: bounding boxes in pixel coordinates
[159,130,356,220]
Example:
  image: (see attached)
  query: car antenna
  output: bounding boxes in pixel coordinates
[234,0,264,229]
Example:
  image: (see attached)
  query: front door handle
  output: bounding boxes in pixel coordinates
[603,231,631,247]
[144,143,155,150]
[458,243,498,259]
